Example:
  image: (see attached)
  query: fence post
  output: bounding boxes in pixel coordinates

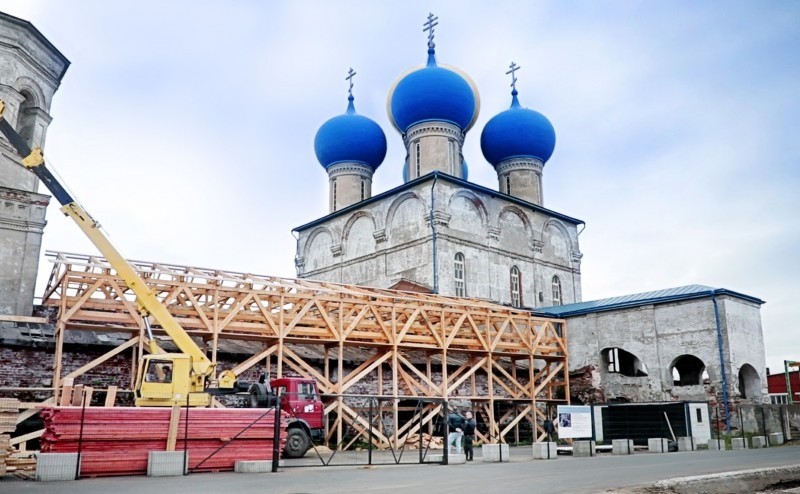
[739,406,744,444]
[75,388,87,480]
[271,393,282,473]
[443,400,449,465]
[761,407,769,447]
[368,398,373,466]
[183,394,190,475]
[715,404,721,450]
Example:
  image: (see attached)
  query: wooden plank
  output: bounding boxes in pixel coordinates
[104,386,118,407]
[165,404,181,451]
[59,378,74,406]
[70,385,84,406]
[64,336,140,380]
[9,429,43,446]
[0,315,48,323]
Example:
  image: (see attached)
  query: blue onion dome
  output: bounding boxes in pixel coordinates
[314,95,387,170]
[480,88,556,166]
[387,44,480,133]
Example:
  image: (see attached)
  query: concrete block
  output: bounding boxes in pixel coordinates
[35,453,79,481]
[751,436,767,448]
[707,438,726,451]
[677,436,697,451]
[731,438,747,450]
[769,432,785,445]
[573,440,596,457]
[234,460,284,472]
[428,453,466,464]
[648,438,670,453]
[147,451,188,477]
[612,439,634,455]
[480,444,510,462]
[532,442,557,459]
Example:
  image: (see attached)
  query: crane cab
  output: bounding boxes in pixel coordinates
[134,354,211,407]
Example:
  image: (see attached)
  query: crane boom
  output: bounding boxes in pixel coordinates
[0,101,235,405]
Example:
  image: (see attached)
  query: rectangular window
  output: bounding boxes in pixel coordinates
[448,140,456,174]
[415,142,421,178]
[510,267,521,308]
[360,179,365,201]
[506,176,511,195]
[454,253,465,297]
[332,180,337,211]
[696,408,702,423]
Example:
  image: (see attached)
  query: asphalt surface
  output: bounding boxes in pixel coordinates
[2,446,799,494]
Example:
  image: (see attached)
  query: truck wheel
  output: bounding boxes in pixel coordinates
[284,428,310,458]
[249,389,263,408]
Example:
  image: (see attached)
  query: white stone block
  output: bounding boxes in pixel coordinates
[612,439,634,455]
[532,442,557,459]
[573,440,596,457]
[428,453,466,464]
[677,436,696,451]
[648,438,669,453]
[769,432,784,445]
[36,453,79,481]
[731,437,747,450]
[235,460,283,472]
[707,438,725,450]
[147,451,188,477]
[750,436,767,448]
[480,444,510,462]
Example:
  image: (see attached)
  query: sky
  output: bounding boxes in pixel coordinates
[1,1,798,376]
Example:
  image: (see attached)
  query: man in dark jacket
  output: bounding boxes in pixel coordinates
[447,409,465,455]
[462,411,476,461]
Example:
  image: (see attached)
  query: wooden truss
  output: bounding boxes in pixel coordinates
[40,251,569,446]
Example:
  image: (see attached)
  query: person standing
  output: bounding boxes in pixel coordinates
[462,411,476,461]
[447,408,465,455]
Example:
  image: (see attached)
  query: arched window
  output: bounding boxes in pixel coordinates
[506,175,511,195]
[332,179,338,211]
[551,276,562,306]
[415,141,421,178]
[510,266,521,308]
[16,91,37,146]
[454,253,466,297]
[360,179,365,201]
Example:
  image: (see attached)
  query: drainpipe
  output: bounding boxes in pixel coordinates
[430,173,439,294]
[711,290,732,434]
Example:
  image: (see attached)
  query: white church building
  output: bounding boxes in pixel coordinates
[292,16,768,412]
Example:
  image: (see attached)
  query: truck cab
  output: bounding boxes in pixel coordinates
[248,376,324,458]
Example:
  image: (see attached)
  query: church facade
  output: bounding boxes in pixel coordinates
[294,18,583,309]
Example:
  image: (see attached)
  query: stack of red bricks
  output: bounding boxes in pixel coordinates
[40,406,288,476]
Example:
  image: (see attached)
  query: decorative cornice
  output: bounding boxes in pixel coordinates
[294,256,305,269]
[496,157,544,176]
[572,251,584,264]
[0,217,46,233]
[373,229,387,243]
[330,244,343,257]
[426,210,451,228]
[404,121,464,146]
[531,239,544,254]
[327,162,374,180]
[487,226,501,242]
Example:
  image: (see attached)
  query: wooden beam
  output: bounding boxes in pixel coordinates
[64,337,140,380]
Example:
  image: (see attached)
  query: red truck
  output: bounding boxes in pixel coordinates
[247,375,324,458]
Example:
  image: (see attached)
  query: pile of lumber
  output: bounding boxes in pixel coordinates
[0,398,19,477]
[404,433,443,450]
[41,406,289,477]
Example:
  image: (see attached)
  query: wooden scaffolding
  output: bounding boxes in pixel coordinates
[39,250,569,447]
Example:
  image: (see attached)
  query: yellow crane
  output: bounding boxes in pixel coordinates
[0,101,236,407]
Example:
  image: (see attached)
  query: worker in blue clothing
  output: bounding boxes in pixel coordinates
[447,408,465,455]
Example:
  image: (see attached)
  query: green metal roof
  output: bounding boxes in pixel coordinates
[535,284,764,318]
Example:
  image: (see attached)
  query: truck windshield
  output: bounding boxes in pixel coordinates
[298,382,316,400]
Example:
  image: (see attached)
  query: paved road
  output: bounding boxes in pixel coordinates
[3,446,799,494]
